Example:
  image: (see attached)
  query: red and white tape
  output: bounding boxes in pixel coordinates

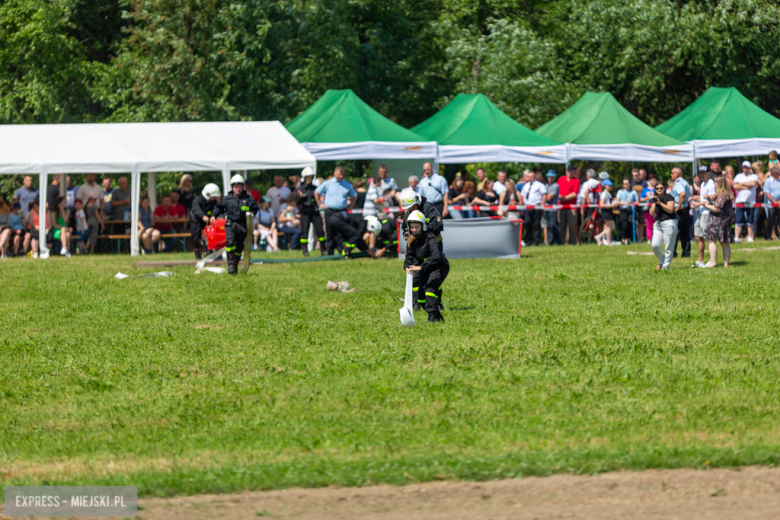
[343,201,780,215]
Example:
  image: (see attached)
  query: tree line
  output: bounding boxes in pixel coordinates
[3,0,780,129]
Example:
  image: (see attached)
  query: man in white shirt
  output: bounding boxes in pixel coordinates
[363,175,384,217]
[578,169,601,218]
[377,165,398,199]
[75,174,104,214]
[578,169,600,205]
[266,175,291,215]
[733,160,759,242]
[691,165,716,267]
[520,170,547,246]
[493,170,507,199]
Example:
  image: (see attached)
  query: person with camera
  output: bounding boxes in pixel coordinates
[649,181,678,270]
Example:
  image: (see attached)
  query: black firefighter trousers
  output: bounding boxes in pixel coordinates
[415,259,449,319]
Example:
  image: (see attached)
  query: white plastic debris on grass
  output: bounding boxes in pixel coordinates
[327,280,357,293]
[115,271,175,280]
[194,267,227,274]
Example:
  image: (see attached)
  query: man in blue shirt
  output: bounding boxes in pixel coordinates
[670,167,692,257]
[14,175,39,218]
[315,166,365,256]
[417,162,449,218]
[763,166,780,240]
[615,178,639,244]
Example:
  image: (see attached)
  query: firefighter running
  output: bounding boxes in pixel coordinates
[399,187,444,310]
[403,210,448,323]
[295,167,326,257]
[190,183,221,260]
[211,174,259,275]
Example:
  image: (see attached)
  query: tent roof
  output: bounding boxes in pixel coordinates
[284,89,436,160]
[286,89,430,144]
[655,87,780,141]
[535,92,691,161]
[537,92,685,147]
[412,93,561,147]
[0,121,315,174]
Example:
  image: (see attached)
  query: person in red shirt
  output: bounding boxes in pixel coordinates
[168,191,187,218]
[245,179,261,203]
[154,195,178,251]
[557,165,581,245]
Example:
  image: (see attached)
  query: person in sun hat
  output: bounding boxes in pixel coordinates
[404,210,448,323]
[211,174,259,275]
[295,166,326,257]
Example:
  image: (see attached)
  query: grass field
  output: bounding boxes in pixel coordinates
[2,242,780,499]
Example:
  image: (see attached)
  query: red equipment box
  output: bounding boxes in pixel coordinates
[203,219,226,250]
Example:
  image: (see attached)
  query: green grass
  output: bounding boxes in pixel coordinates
[2,242,780,498]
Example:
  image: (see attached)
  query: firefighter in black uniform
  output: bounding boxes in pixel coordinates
[210,174,259,275]
[190,182,221,259]
[404,210,449,323]
[398,188,444,309]
[295,167,326,257]
[399,187,443,249]
[363,215,398,258]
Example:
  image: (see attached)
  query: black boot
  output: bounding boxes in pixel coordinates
[227,252,237,275]
[194,248,202,260]
[413,301,422,311]
[302,247,309,258]
[427,311,444,323]
[320,241,327,256]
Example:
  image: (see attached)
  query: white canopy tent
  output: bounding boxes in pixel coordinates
[0,121,316,256]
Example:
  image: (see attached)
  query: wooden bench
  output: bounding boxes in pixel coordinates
[96,233,191,253]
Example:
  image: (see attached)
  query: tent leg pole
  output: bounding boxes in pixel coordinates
[38,170,49,259]
[222,168,231,199]
[148,172,157,211]
[131,167,141,256]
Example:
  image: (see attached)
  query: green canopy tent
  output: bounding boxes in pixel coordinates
[655,87,780,158]
[285,89,436,160]
[411,93,566,163]
[536,92,692,162]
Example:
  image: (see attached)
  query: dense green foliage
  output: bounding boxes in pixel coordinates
[2,0,780,193]
[3,0,780,129]
[1,244,780,496]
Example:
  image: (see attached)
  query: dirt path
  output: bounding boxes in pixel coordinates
[133,466,780,520]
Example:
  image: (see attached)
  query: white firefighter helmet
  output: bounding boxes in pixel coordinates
[365,216,382,234]
[201,183,221,199]
[399,188,421,210]
[301,166,315,178]
[406,210,427,232]
[230,174,245,185]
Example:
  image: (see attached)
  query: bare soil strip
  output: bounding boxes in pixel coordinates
[125,466,780,520]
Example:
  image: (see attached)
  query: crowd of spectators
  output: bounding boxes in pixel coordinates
[2,154,778,262]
